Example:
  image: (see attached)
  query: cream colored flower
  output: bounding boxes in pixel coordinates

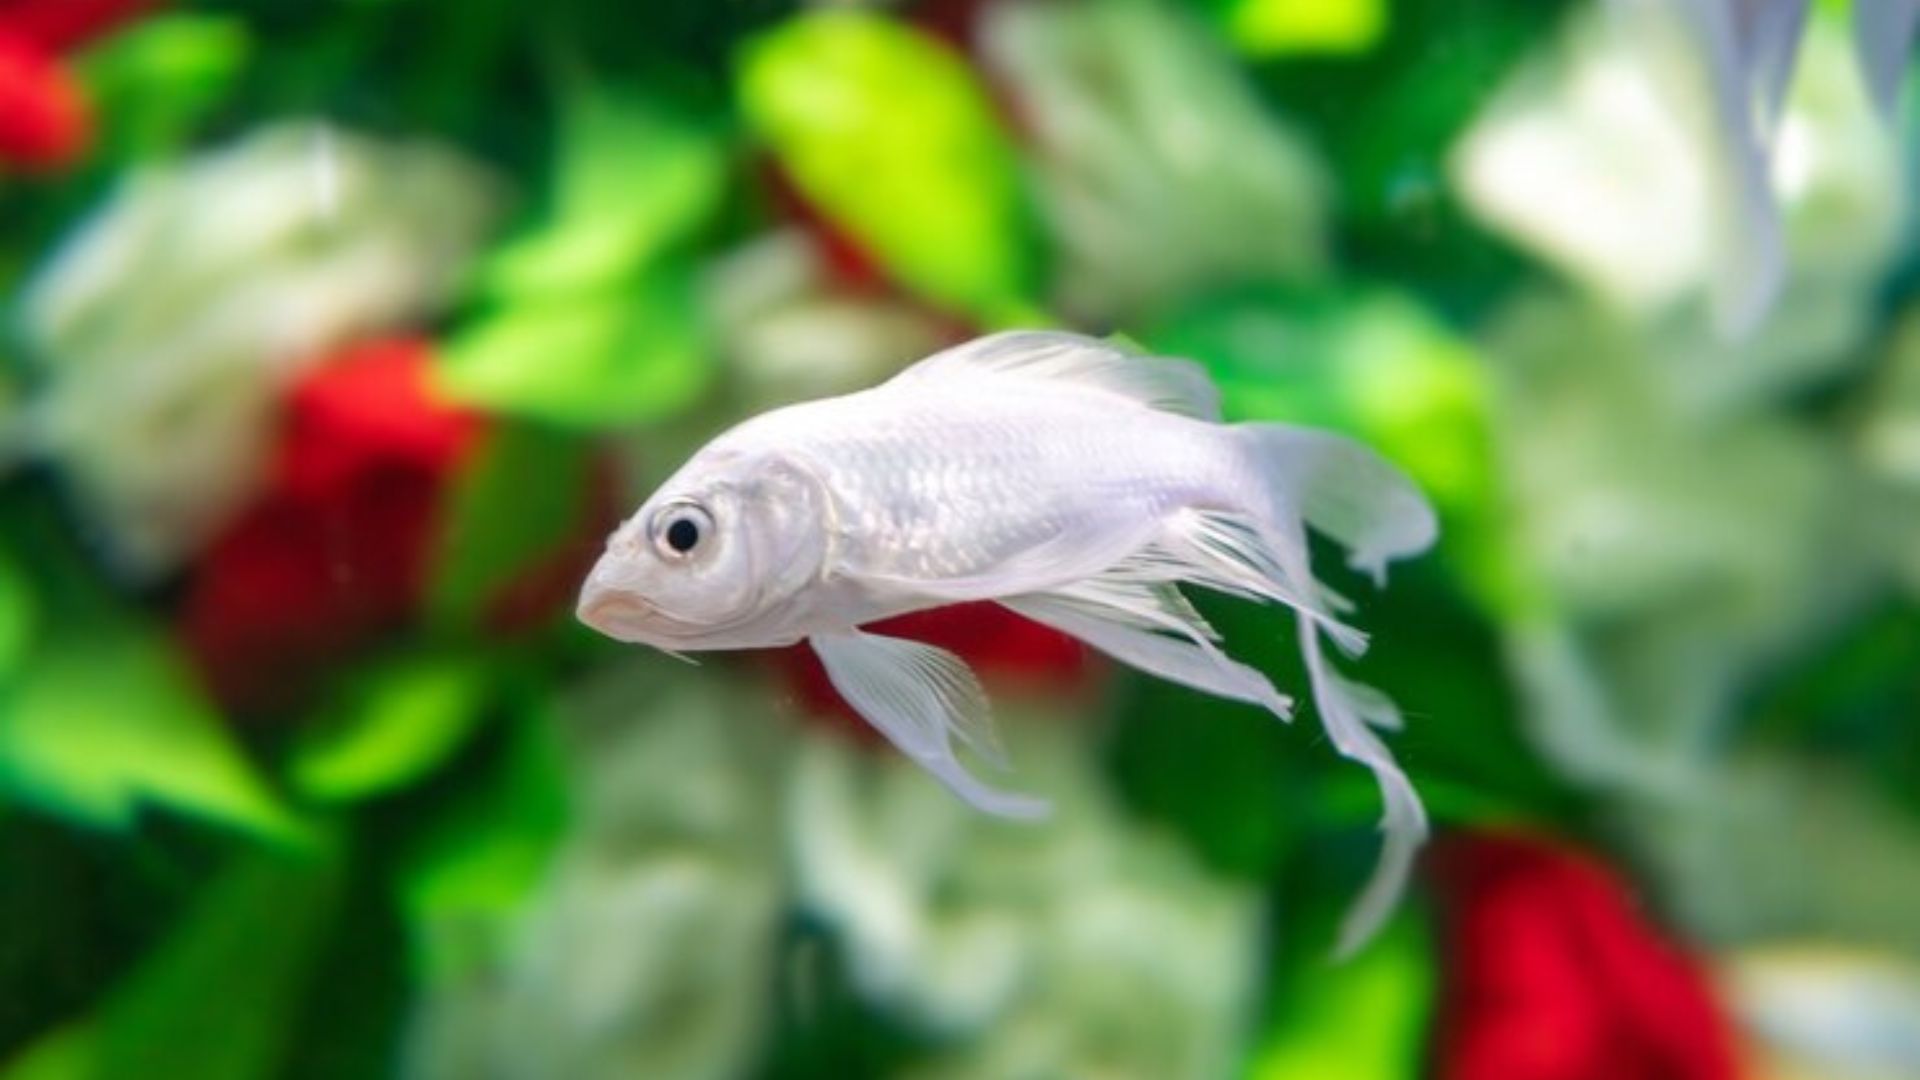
[789,713,1260,1080]
[405,661,787,1080]
[1453,8,1902,347]
[981,0,1329,324]
[19,122,499,577]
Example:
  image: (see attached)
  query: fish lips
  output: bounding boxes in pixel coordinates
[575,564,698,646]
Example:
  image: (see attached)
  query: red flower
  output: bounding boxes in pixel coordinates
[0,30,87,170]
[775,601,1092,745]
[0,0,152,171]
[179,340,485,715]
[1428,830,1745,1080]
[0,0,152,53]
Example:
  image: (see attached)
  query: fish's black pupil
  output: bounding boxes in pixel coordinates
[665,517,700,554]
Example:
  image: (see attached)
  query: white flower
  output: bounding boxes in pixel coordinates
[1722,945,1920,1080]
[404,661,787,1080]
[703,228,949,414]
[981,0,1329,324]
[18,122,500,577]
[1452,6,1905,346]
[789,712,1260,1080]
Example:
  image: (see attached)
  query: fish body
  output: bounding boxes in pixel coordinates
[578,331,1436,953]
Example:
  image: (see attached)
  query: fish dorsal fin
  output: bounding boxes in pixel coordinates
[891,330,1222,420]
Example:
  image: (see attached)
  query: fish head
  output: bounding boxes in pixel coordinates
[577,451,829,650]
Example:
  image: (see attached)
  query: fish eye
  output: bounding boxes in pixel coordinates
[650,501,714,560]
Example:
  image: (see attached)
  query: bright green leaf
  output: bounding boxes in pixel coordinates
[400,710,568,982]
[429,422,598,631]
[1218,0,1388,57]
[439,82,725,429]
[739,10,1040,322]
[478,86,727,299]
[438,270,711,428]
[0,551,33,680]
[75,14,250,161]
[0,501,304,842]
[0,617,307,843]
[291,652,493,802]
[1249,915,1433,1079]
[0,636,304,843]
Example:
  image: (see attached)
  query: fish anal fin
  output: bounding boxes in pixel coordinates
[1003,577,1293,720]
[888,329,1222,420]
[808,630,1047,820]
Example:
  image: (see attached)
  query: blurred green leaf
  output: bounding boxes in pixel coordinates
[99,847,340,1080]
[1,1022,88,1080]
[15,846,343,1080]
[0,498,304,844]
[438,270,710,428]
[739,10,1040,323]
[0,618,307,844]
[1110,669,1309,877]
[439,82,725,429]
[399,709,567,982]
[1249,914,1433,1079]
[0,553,32,681]
[1216,0,1389,57]
[74,15,250,161]
[478,85,727,298]
[429,423,599,631]
[291,653,493,803]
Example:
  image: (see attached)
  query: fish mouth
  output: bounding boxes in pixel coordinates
[575,588,664,642]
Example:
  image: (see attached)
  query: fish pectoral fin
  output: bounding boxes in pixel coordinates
[808,630,1048,820]
[1003,578,1294,721]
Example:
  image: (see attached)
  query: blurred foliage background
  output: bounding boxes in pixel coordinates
[1,0,1918,1077]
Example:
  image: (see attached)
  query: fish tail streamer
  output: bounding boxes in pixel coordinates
[1233,423,1438,956]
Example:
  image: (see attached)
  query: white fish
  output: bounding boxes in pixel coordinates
[576,331,1437,954]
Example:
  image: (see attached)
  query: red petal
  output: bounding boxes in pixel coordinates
[278,338,484,502]
[179,339,487,715]
[0,0,154,53]
[1429,831,1743,1080]
[0,32,88,170]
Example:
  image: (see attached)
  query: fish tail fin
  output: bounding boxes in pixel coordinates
[1232,423,1437,586]
[1230,423,1436,957]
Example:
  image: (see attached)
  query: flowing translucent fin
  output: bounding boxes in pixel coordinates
[1854,0,1920,117]
[1136,507,1370,656]
[1235,425,1438,586]
[809,630,1047,819]
[888,329,1222,419]
[1002,577,1294,720]
[1297,621,1429,958]
[1737,0,1810,134]
[1671,0,1790,336]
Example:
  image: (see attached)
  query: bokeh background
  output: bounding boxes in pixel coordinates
[2,0,1918,1077]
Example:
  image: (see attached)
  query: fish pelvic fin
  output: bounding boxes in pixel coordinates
[888,329,1222,420]
[808,629,1049,820]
